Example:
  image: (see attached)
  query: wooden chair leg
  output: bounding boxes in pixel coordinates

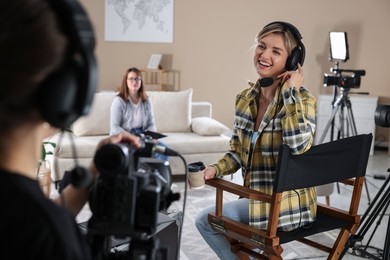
[329,228,351,259]
[326,195,330,206]
[238,251,251,260]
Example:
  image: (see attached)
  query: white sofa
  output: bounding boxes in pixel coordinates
[51,89,231,186]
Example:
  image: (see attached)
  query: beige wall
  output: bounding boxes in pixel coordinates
[80,0,390,143]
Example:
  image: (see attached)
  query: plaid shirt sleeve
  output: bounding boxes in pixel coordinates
[280,84,317,154]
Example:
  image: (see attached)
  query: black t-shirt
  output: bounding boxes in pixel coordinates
[0,169,91,260]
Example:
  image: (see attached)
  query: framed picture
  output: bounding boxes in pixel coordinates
[147,54,162,69]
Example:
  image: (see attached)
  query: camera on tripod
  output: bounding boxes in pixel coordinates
[323,31,366,89]
[87,137,180,259]
[323,69,365,89]
[318,31,367,145]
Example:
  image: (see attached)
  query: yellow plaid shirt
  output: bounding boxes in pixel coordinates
[212,80,317,231]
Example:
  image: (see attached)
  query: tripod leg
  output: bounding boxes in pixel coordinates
[319,102,341,144]
[383,213,390,260]
[340,174,390,259]
[345,99,371,204]
[362,198,390,251]
[345,99,358,136]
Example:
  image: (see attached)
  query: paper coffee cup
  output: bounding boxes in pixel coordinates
[187,162,206,189]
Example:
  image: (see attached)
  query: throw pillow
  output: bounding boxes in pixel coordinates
[191,117,230,136]
[72,91,117,136]
[147,89,193,132]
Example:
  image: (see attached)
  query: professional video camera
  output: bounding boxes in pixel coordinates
[87,138,181,260]
[323,68,366,89]
[375,104,390,128]
[323,31,366,89]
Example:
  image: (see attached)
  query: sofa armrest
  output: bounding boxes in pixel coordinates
[192,102,212,118]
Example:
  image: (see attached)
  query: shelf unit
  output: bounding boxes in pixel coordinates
[140,69,179,91]
[315,94,378,155]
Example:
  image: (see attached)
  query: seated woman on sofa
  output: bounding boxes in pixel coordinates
[110,67,167,160]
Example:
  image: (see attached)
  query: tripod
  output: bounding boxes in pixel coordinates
[319,86,371,203]
[341,169,390,259]
[319,87,358,143]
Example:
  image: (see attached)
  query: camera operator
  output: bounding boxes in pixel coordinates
[0,0,141,259]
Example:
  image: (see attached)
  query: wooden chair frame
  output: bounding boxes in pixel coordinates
[206,134,373,259]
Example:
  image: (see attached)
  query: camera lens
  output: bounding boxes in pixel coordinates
[94,143,129,175]
[375,105,390,128]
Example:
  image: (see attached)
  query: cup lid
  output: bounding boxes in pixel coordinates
[187,161,205,172]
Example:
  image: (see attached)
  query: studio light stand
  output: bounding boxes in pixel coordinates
[341,168,390,260]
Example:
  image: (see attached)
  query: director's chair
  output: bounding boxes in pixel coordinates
[206,133,372,259]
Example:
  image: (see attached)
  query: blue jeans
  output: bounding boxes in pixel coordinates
[195,198,249,260]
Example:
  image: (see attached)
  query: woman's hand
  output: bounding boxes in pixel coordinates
[278,63,304,89]
[204,166,217,180]
[97,131,141,149]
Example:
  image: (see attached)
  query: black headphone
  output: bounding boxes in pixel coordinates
[263,21,305,71]
[36,0,97,130]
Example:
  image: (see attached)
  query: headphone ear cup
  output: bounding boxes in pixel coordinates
[35,0,97,130]
[36,59,82,129]
[264,21,305,71]
[285,46,302,71]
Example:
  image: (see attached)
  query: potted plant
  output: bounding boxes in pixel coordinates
[37,141,56,197]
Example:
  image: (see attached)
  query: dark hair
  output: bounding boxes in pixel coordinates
[118,67,148,102]
[0,0,67,135]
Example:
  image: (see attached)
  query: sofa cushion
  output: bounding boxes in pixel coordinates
[55,132,230,158]
[157,132,230,155]
[147,89,192,133]
[191,117,230,136]
[72,91,117,136]
[55,135,106,158]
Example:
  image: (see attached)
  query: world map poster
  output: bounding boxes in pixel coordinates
[105,0,174,43]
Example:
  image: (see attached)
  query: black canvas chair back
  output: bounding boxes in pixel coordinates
[274,133,373,192]
[205,133,373,260]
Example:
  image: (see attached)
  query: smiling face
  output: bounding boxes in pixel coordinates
[253,33,289,79]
